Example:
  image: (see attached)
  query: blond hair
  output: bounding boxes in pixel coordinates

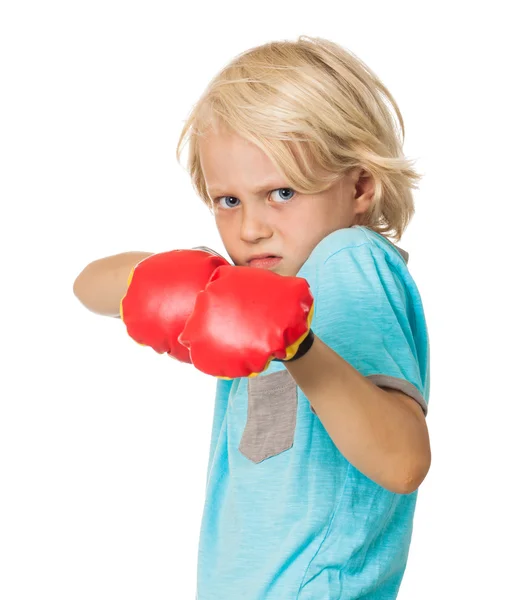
[176,35,423,242]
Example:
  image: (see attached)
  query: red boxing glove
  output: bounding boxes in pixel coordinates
[120,249,230,363]
[178,265,315,378]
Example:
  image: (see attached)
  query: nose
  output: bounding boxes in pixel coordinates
[240,204,273,243]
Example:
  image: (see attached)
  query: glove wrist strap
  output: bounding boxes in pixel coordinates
[278,329,315,363]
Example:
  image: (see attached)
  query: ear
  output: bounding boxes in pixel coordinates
[352,168,375,215]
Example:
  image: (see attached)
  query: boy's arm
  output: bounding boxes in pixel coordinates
[284,336,431,495]
[292,235,431,495]
[73,251,154,317]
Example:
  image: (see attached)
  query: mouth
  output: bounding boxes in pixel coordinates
[247,256,282,269]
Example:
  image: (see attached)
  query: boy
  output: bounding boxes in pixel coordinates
[74,35,430,599]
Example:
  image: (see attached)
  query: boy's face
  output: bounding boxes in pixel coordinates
[198,127,372,277]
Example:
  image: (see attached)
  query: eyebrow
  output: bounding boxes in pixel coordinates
[207,181,287,196]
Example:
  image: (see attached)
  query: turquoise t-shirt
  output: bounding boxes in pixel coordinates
[196,225,430,599]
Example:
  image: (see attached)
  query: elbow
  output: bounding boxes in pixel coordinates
[395,454,432,495]
[73,273,85,303]
[72,274,82,298]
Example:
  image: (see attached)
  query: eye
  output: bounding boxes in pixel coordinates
[271,188,295,203]
[214,188,296,209]
[215,196,241,209]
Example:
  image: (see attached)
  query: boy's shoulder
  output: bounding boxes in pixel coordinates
[299,226,409,275]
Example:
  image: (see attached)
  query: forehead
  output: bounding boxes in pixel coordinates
[198,128,287,194]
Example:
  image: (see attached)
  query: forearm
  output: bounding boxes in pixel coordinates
[73,251,153,317]
[284,335,430,494]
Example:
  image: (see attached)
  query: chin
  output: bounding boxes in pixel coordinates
[276,266,295,277]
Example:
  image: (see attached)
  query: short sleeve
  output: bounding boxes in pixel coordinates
[308,241,429,417]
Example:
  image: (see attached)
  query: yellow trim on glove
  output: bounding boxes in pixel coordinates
[119,267,147,348]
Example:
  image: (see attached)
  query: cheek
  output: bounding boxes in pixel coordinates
[286,213,326,246]
[214,216,239,255]
[281,227,319,267]
[214,214,231,238]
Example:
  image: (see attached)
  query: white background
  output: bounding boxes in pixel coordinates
[1,1,517,598]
